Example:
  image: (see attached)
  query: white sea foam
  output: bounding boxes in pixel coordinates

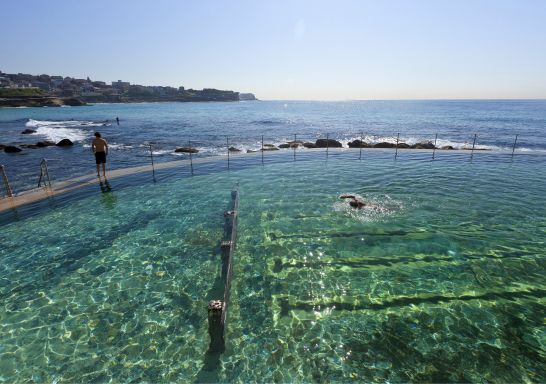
[26,119,108,143]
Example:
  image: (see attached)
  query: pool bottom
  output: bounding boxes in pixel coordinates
[0,151,545,382]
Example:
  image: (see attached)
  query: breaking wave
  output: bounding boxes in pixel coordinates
[25,119,109,143]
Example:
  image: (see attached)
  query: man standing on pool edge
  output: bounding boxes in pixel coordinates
[91,132,108,178]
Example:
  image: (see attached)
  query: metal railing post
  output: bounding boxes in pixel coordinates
[189,139,194,174]
[326,133,329,158]
[261,135,264,165]
[432,133,438,159]
[359,131,363,160]
[226,136,230,168]
[293,133,296,161]
[511,134,518,158]
[149,144,156,180]
[470,133,477,160]
[1,165,14,198]
[395,133,400,159]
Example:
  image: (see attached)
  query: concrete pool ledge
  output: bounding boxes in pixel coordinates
[0,147,539,214]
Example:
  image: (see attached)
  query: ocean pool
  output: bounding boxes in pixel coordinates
[1,150,545,382]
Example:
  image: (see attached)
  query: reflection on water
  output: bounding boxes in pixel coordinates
[0,152,545,382]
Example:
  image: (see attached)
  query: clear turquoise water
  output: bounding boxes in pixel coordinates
[1,151,545,382]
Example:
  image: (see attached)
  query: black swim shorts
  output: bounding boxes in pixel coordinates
[95,151,107,164]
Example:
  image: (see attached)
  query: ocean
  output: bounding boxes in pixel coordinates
[1,99,545,194]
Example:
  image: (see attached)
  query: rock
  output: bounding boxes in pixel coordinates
[287,140,303,148]
[348,140,371,148]
[397,143,411,148]
[21,128,36,134]
[411,141,436,149]
[441,145,455,150]
[278,144,290,149]
[315,139,342,148]
[0,144,5,150]
[56,139,74,147]
[20,144,39,149]
[228,146,241,152]
[175,147,198,153]
[261,144,279,151]
[4,145,22,153]
[246,149,256,153]
[36,141,56,147]
[303,142,316,149]
[373,142,397,148]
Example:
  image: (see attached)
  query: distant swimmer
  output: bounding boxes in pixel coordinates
[339,194,366,209]
[91,132,109,178]
[116,117,120,125]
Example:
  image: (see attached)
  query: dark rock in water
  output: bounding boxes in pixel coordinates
[279,143,290,149]
[56,139,74,147]
[441,145,455,150]
[4,145,22,153]
[247,149,256,153]
[373,142,397,148]
[315,139,342,148]
[348,140,371,148]
[21,128,36,134]
[228,146,241,152]
[287,140,303,148]
[397,143,411,148]
[412,141,435,149]
[303,142,316,148]
[175,147,198,153]
[20,144,39,149]
[261,144,279,151]
[0,144,5,150]
[37,141,56,147]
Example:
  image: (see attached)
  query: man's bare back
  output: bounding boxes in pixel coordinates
[92,137,108,153]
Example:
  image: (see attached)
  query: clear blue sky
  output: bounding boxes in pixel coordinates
[2,0,546,100]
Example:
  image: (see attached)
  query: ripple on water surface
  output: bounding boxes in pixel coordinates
[0,152,545,382]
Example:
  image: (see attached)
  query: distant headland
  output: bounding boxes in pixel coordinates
[0,70,257,107]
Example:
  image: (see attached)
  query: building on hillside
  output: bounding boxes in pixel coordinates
[112,80,130,92]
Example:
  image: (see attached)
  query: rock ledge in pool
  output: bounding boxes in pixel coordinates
[21,128,37,134]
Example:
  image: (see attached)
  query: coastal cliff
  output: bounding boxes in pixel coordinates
[0,70,257,107]
[0,96,86,107]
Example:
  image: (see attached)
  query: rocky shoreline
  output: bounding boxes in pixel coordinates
[0,96,87,108]
[3,136,490,155]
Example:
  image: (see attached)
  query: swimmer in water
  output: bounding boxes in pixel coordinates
[339,194,366,209]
